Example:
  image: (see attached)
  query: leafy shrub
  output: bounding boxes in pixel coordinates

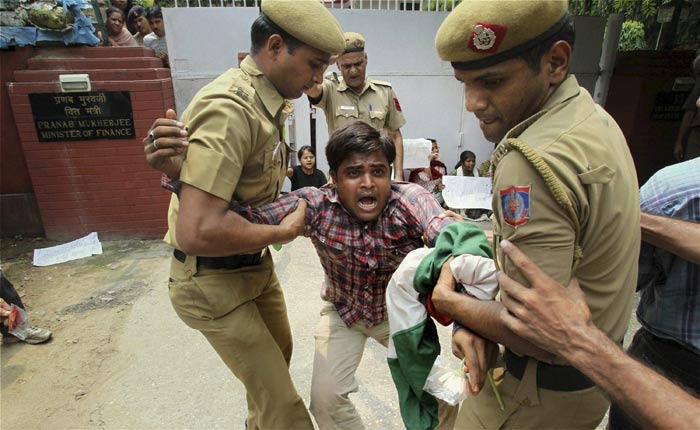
[619,20,647,50]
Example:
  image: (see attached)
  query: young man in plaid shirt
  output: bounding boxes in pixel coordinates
[162,121,459,429]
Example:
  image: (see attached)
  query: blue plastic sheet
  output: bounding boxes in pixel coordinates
[0,27,37,49]
[61,0,100,45]
[1,0,99,48]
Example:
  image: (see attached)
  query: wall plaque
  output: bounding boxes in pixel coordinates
[29,91,135,142]
[650,90,689,121]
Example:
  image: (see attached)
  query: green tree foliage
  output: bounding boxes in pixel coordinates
[569,0,615,16]
[422,0,462,11]
[618,20,647,50]
[570,0,661,51]
[614,0,659,19]
[426,0,659,19]
[569,0,658,19]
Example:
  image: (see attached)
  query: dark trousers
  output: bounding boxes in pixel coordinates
[608,327,700,430]
[0,270,25,337]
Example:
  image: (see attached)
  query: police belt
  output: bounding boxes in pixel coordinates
[504,348,595,391]
[173,249,263,270]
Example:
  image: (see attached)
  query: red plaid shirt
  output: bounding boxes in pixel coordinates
[164,177,454,327]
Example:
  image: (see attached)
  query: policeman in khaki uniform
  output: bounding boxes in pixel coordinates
[430,1,641,429]
[154,1,344,428]
[306,32,408,180]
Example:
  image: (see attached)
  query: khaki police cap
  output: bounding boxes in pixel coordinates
[343,32,365,53]
[261,0,345,55]
[435,0,569,70]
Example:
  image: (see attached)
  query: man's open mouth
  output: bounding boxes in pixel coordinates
[358,196,377,211]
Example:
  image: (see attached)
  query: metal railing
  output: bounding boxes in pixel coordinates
[170,0,458,11]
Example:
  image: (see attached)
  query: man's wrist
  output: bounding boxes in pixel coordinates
[559,321,605,368]
[432,282,459,315]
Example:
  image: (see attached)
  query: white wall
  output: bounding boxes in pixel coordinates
[164,8,605,186]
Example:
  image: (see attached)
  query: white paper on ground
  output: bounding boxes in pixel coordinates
[33,232,103,267]
[402,138,432,169]
[442,175,492,209]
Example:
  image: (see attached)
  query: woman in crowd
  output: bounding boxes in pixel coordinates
[286,145,327,191]
[453,149,492,177]
[449,150,491,220]
[105,7,138,47]
[409,138,447,206]
[110,0,135,34]
[452,150,481,176]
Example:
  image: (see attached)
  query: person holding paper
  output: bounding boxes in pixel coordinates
[409,138,447,206]
[448,150,491,220]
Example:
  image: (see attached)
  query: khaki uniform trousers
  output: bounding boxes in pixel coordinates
[455,358,609,429]
[168,252,313,430]
[309,302,457,430]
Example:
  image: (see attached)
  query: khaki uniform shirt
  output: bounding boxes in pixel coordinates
[165,56,290,250]
[492,75,640,358]
[314,73,406,133]
[133,32,146,47]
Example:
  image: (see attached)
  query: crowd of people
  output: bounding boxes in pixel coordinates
[140,0,698,429]
[4,0,698,429]
[100,1,169,67]
[139,1,698,428]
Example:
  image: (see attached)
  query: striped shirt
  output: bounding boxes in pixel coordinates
[637,158,700,354]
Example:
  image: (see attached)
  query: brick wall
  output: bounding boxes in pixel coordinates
[7,47,174,240]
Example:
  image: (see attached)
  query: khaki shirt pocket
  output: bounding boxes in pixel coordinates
[335,105,359,119]
[369,109,387,129]
[578,164,615,185]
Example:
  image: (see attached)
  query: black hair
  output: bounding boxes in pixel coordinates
[111,0,132,13]
[106,6,125,19]
[454,150,476,170]
[326,121,395,172]
[147,5,162,20]
[250,13,303,55]
[517,13,575,72]
[297,145,316,162]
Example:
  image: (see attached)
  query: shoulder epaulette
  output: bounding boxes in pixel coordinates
[229,70,256,102]
[324,71,340,83]
[371,79,392,87]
